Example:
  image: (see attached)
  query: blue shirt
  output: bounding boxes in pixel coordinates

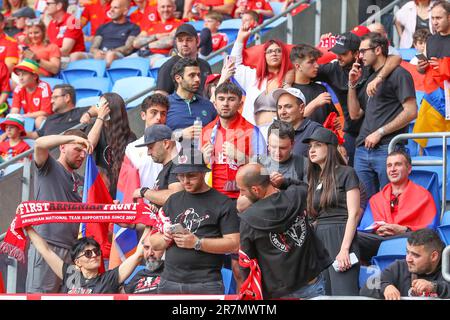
[167,92,217,131]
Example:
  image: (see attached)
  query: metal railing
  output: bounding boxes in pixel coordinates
[389,132,449,221]
[443,246,450,282]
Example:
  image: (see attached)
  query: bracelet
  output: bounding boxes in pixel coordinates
[140,187,150,198]
[86,111,93,118]
[97,117,104,121]
[348,81,357,89]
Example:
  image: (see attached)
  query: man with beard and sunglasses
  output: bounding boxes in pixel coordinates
[26,129,93,293]
[123,232,165,294]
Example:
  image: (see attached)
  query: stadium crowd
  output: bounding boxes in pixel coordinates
[0,0,449,299]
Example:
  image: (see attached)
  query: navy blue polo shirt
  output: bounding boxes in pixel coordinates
[167,92,217,131]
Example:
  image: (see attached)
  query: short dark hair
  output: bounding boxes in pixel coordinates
[54,84,76,104]
[141,93,169,113]
[215,82,243,100]
[431,0,450,14]
[70,237,100,262]
[170,58,199,83]
[290,44,323,63]
[63,129,88,139]
[408,228,445,254]
[55,0,69,11]
[387,150,412,166]
[413,28,431,45]
[268,120,295,141]
[361,32,389,57]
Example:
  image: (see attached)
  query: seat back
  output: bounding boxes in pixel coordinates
[76,96,100,108]
[107,58,150,84]
[40,77,64,90]
[371,237,408,271]
[71,77,111,100]
[438,211,450,245]
[111,76,156,108]
[61,59,107,84]
[221,267,236,294]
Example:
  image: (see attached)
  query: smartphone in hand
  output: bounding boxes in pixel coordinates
[332,252,359,272]
[415,53,428,62]
[169,223,186,234]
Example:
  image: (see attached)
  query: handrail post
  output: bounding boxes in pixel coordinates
[443,246,450,282]
[6,257,17,293]
[314,0,321,46]
[21,157,32,202]
[340,0,347,33]
[286,10,294,44]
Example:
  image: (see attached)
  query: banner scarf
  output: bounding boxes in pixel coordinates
[238,249,263,300]
[0,201,159,263]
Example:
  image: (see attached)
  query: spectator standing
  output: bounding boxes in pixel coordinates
[155,23,212,96]
[0,113,30,161]
[26,129,92,293]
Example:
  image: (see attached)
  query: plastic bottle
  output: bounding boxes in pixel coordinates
[193,117,202,150]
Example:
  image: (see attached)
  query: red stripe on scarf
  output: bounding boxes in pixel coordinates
[238,249,263,300]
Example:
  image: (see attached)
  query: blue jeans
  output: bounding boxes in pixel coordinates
[281,273,326,299]
[354,144,390,200]
[157,278,224,295]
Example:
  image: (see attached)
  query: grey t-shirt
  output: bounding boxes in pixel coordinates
[33,156,84,249]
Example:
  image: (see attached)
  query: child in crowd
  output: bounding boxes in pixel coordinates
[10,59,52,129]
[409,28,431,65]
[234,0,274,22]
[0,113,30,162]
[203,11,228,52]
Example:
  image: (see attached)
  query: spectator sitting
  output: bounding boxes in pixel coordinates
[155,23,212,96]
[2,0,28,36]
[166,58,217,133]
[11,58,52,129]
[290,44,338,125]
[257,119,307,187]
[45,0,86,59]
[183,0,236,20]
[394,0,434,49]
[80,0,112,42]
[0,61,11,111]
[71,0,140,68]
[129,0,159,29]
[273,87,321,157]
[21,19,61,77]
[199,11,228,58]
[241,9,259,28]
[131,0,182,66]
[10,6,36,44]
[25,226,149,294]
[0,113,30,161]
[0,12,19,72]
[360,228,450,299]
[357,150,438,263]
[409,28,431,65]
[233,0,274,22]
[123,230,165,294]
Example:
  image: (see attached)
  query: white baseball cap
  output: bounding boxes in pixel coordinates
[272,87,306,104]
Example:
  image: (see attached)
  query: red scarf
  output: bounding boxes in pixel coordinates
[369,180,437,231]
[238,249,263,300]
[0,201,159,263]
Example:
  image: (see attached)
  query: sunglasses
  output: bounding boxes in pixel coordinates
[25,18,41,26]
[77,248,101,259]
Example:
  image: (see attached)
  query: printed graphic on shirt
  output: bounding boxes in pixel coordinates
[134,275,160,293]
[269,215,307,252]
[175,208,210,234]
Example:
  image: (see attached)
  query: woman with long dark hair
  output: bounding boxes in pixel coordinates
[303,127,361,296]
[84,93,137,198]
[230,23,292,139]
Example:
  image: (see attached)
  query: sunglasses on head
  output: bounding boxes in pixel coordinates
[77,248,101,259]
[25,18,41,26]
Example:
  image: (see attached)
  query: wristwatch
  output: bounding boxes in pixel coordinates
[194,238,202,251]
[140,187,150,198]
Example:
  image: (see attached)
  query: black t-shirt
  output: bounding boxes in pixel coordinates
[156,55,212,95]
[426,33,450,58]
[313,165,359,224]
[356,66,416,147]
[96,21,140,51]
[292,82,338,125]
[316,63,372,135]
[61,263,121,294]
[123,265,163,294]
[153,159,178,191]
[160,188,239,283]
[37,107,88,137]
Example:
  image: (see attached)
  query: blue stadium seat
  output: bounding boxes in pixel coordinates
[221,267,236,294]
[76,96,100,108]
[219,19,242,43]
[149,56,171,79]
[416,90,425,108]
[208,54,224,67]
[24,117,35,132]
[397,48,417,62]
[61,59,107,84]
[269,1,284,15]
[107,58,150,84]
[40,77,64,90]
[82,21,91,37]
[371,237,408,271]
[188,20,205,32]
[71,77,111,100]
[111,76,156,109]
[423,138,450,158]
[437,211,450,245]
[24,138,35,149]
[124,265,146,285]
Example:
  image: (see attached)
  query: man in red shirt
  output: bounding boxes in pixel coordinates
[132,0,183,60]
[130,0,159,29]
[233,0,274,21]
[11,59,53,129]
[184,0,236,20]
[80,0,112,40]
[0,13,19,72]
[46,0,86,57]
[0,61,11,110]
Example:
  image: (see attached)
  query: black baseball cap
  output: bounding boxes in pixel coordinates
[135,124,173,147]
[12,7,36,19]
[302,127,338,146]
[175,23,197,38]
[330,32,361,55]
[172,148,210,174]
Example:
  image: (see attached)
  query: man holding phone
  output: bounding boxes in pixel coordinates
[150,148,240,294]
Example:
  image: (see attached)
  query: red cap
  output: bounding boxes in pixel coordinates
[351,25,370,38]
[204,74,221,87]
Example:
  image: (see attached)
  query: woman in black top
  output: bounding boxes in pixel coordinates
[25,226,147,294]
[303,127,361,296]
